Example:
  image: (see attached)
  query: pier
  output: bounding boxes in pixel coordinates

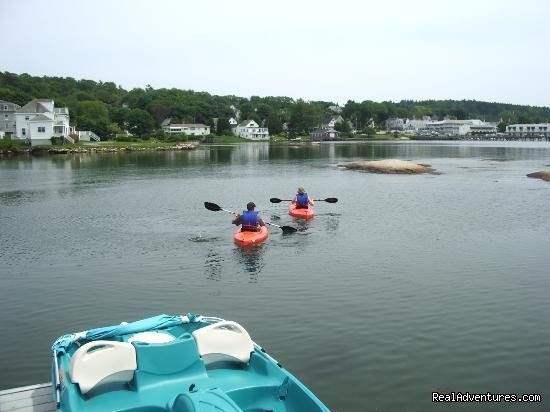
[0,383,55,412]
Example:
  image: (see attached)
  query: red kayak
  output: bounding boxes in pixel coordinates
[233,226,269,247]
[288,203,315,220]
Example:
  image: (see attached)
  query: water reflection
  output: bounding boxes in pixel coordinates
[233,245,265,282]
[204,249,223,281]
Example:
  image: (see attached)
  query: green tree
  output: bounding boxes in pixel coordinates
[289,100,321,134]
[75,100,111,138]
[216,116,231,135]
[127,108,155,136]
[334,119,351,136]
[266,111,283,135]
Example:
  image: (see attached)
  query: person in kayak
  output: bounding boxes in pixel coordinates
[292,187,314,209]
[232,202,266,232]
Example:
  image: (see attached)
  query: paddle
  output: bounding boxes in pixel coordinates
[269,197,338,203]
[204,202,297,233]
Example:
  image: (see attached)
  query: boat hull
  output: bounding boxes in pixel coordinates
[288,203,315,220]
[233,226,268,247]
[51,314,329,412]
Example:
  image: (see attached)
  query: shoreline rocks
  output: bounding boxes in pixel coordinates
[0,143,199,156]
[340,159,435,174]
[527,170,550,181]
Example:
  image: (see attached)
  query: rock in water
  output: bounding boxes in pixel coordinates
[340,159,434,174]
[527,170,550,181]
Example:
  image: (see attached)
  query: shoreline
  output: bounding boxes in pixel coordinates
[0,142,200,156]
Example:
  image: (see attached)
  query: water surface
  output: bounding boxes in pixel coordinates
[1,141,549,411]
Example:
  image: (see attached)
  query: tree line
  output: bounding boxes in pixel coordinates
[2,71,550,139]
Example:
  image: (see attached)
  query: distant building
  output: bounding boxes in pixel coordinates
[322,115,344,129]
[0,100,21,136]
[403,119,432,132]
[506,123,550,138]
[15,99,71,145]
[385,118,405,131]
[470,123,497,135]
[310,128,340,141]
[234,120,269,140]
[425,119,495,136]
[229,117,238,126]
[163,123,210,136]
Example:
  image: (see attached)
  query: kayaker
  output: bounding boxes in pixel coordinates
[292,187,314,209]
[232,202,265,232]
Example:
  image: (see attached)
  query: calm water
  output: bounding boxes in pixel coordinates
[1,141,549,411]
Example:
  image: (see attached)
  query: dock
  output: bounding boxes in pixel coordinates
[0,383,55,412]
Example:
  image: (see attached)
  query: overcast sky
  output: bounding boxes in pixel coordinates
[1,0,549,106]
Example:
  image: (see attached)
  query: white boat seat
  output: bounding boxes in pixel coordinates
[128,331,175,344]
[69,340,137,395]
[192,321,254,365]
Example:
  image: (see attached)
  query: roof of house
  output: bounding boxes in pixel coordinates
[0,100,21,108]
[238,120,258,127]
[29,114,52,121]
[167,123,209,128]
[16,99,53,114]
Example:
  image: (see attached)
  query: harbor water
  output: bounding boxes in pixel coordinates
[1,141,549,411]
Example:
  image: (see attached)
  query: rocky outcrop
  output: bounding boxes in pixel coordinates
[527,170,550,181]
[340,159,435,174]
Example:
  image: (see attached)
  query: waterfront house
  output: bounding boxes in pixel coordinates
[506,123,550,139]
[310,128,341,141]
[233,120,269,140]
[425,119,497,136]
[163,122,210,136]
[15,99,71,145]
[0,99,21,137]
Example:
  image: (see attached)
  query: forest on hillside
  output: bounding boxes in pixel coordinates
[2,71,550,139]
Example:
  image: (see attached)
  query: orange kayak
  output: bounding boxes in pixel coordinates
[288,203,315,220]
[233,226,269,247]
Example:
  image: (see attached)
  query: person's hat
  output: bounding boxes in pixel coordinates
[247,202,256,210]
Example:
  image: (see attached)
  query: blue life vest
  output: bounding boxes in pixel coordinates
[241,210,259,231]
[296,192,309,208]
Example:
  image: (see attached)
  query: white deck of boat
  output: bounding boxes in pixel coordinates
[0,383,55,412]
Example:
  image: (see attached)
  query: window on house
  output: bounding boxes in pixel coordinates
[38,127,46,133]
[25,116,30,120]
[3,105,7,110]
[22,128,26,135]
[4,114,7,118]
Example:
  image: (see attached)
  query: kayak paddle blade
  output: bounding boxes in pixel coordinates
[204,202,222,212]
[281,225,297,233]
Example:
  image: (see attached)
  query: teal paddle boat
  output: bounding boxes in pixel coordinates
[51,313,329,411]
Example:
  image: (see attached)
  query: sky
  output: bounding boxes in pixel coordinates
[1,0,550,107]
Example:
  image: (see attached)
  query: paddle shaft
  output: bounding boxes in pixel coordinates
[270,197,338,203]
[204,201,296,233]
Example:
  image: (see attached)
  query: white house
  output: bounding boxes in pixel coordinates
[506,123,550,138]
[163,123,210,136]
[229,117,238,126]
[425,119,489,136]
[0,100,21,136]
[15,99,71,145]
[324,115,344,129]
[233,120,269,140]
